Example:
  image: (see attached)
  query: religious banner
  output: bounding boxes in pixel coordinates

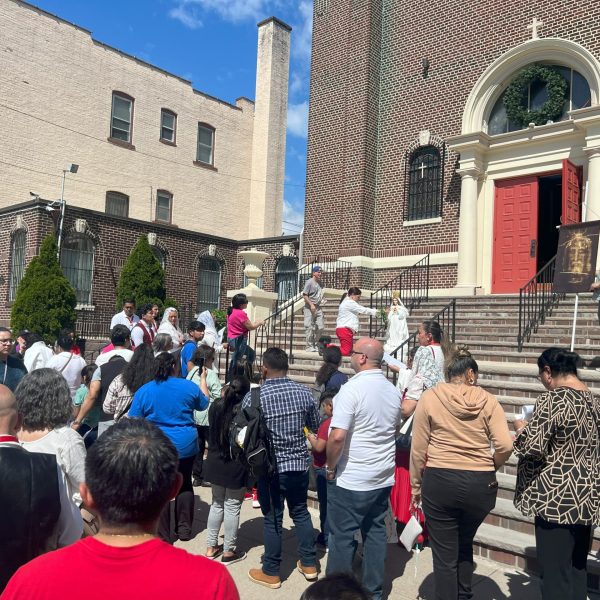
[553,220,600,293]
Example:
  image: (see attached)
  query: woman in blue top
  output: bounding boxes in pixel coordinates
[129,352,209,543]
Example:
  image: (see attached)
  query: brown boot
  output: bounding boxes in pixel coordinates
[297,560,318,581]
[248,568,282,589]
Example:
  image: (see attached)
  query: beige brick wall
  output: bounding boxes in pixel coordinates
[0,0,288,240]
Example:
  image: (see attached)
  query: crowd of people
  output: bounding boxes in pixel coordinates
[0,286,599,600]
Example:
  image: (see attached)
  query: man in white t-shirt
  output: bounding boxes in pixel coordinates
[46,330,87,400]
[325,337,401,600]
[110,299,140,331]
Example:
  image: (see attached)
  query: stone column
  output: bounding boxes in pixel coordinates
[455,168,481,292]
[584,147,600,222]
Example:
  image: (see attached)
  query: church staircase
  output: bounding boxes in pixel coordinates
[264,293,600,587]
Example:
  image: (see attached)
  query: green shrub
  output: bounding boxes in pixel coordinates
[116,236,166,310]
[11,235,77,344]
[212,309,227,330]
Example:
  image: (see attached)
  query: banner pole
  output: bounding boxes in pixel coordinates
[571,294,579,352]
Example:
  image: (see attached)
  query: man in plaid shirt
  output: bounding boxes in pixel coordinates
[244,347,320,589]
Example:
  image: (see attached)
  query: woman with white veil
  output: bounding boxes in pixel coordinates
[196,310,223,350]
[157,307,184,352]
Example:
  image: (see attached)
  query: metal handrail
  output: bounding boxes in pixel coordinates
[386,298,456,384]
[369,254,430,339]
[517,256,564,352]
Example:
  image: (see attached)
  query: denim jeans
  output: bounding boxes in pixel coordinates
[227,336,255,380]
[206,485,246,552]
[257,470,316,576]
[314,467,329,545]
[326,483,392,600]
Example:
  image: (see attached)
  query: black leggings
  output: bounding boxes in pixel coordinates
[535,517,591,600]
[158,454,196,543]
[422,468,497,600]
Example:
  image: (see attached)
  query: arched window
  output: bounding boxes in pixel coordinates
[275,257,298,302]
[197,256,221,313]
[151,245,166,270]
[60,234,95,305]
[8,229,26,301]
[488,65,591,135]
[405,145,443,221]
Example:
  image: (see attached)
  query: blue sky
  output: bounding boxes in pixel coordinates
[30,0,311,235]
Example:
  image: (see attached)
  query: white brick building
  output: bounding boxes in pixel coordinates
[0,0,290,239]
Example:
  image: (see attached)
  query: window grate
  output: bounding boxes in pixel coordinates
[60,235,95,305]
[405,145,444,221]
[274,257,298,302]
[9,230,26,301]
[197,257,221,313]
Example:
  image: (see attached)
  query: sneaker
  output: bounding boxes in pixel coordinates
[248,568,282,589]
[252,488,260,509]
[192,477,203,487]
[297,560,318,581]
[205,545,223,560]
[222,550,247,566]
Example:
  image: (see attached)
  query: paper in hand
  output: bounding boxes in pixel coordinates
[383,353,406,369]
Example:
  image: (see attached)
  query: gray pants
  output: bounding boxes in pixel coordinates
[304,307,324,350]
[206,485,246,552]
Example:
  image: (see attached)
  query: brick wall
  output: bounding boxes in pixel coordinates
[305,0,600,288]
[0,0,288,239]
[0,201,299,331]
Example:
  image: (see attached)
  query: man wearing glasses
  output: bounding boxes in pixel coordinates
[0,328,27,392]
[325,337,401,600]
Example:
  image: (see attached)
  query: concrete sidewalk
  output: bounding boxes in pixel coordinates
[175,486,597,600]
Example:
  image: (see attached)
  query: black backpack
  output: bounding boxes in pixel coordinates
[229,387,275,480]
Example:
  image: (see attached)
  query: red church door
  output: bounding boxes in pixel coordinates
[492,177,539,293]
[562,159,581,225]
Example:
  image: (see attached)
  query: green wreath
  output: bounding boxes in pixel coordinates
[503,64,568,128]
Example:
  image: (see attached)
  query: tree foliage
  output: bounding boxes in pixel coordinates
[115,236,166,310]
[11,235,77,344]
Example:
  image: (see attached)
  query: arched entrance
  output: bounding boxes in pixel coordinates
[449,37,600,294]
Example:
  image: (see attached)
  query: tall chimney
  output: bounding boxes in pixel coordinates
[248,17,291,238]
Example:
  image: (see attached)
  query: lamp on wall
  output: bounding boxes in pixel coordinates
[422,57,430,79]
[57,163,79,259]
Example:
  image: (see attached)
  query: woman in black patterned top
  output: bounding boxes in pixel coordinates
[513,348,600,600]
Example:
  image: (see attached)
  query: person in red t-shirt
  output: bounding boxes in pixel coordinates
[307,388,337,552]
[1,418,239,600]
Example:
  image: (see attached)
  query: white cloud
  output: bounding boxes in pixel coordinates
[169,0,269,27]
[169,4,203,28]
[287,101,309,138]
[282,198,305,234]
[292,1,313,64]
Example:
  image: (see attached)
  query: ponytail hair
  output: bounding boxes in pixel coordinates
[537,347,580,377]
[340,287,362,304]
[422,320,450,357]
[446,345,478,381]
[155,352,176,382]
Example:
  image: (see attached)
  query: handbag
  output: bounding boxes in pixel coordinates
[395,413,414,449]
[399,514,423,552]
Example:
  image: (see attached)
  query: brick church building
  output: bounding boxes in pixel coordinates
[303,0,600,295]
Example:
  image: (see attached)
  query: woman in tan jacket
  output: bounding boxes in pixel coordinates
[410,346,512,600]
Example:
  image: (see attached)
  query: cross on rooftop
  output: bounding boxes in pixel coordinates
[527,17,543,39]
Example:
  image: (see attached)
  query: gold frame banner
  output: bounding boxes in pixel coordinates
[553,220,600,293]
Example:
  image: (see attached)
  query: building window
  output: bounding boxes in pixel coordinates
[160,109,177,144]
[405,145,444,221]
[275,256,298,302]
[196,124,215,165]
[8,229,26,301]
[110,92,133,143]
[60,234,95,305]
[197,256,221,313]
[155,190,172,224]
[105,191,129,217]
[151,245,166,270]
[488,65,591,135]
